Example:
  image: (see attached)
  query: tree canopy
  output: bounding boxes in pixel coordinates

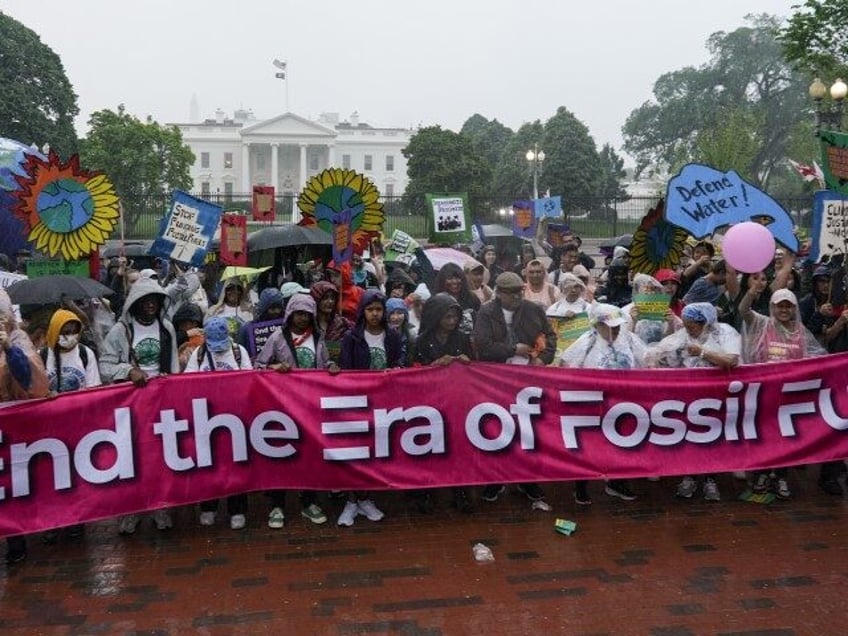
[779,0,848,76]
[81,105,195,229]
[0,12,79,156]
[400,125,492,215]
[622,15,808,188]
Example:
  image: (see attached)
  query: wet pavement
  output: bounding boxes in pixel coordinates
[1,469,847,635]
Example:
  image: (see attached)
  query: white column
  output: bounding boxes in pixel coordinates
[271,143,279,190]
[327,143,336,168]
[295,143,307,223]
[241,143,250,192]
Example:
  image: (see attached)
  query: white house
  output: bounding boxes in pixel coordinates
[172,110,412,205]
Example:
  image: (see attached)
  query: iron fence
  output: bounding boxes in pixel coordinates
[117,193,817,242]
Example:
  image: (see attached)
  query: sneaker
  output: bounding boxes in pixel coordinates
[452,489,474,514]
[819,479,843,496]
[268,507,285,529]
[230,514,247,530]
[481,485,505,502]
[118,514,141,535]
[753,473,770,494]
[153,510,173,530]
[5,547,26,564]
[301,504,327,525]
[676,476,697,499]
[604,480,636,501]
[775,478,791,499]
[517,483,545,501]
[337,500,359,527]
[199,511,216,526]
[703,478,721,502]
[574,482,592,506]
[357,499,384,522]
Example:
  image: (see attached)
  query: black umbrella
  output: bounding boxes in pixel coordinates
[247,225,332,251]
[6,275,114,305]
[599,233,633,254]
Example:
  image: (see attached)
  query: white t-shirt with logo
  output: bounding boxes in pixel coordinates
[45,345,101,393]
[132,321,163,377]
[364,330,387,369]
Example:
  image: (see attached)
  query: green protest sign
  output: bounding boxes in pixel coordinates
[425,193,471,244]
[26,259,89,278]
[634,292,671,321]
[820,130,848,195]
[549,313,591,361]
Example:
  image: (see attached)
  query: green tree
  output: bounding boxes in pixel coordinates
[623,15,808,188]
[693,108,762,179]
[491,120,545,200]
[779,0,848,76]
[81,105,195,230]
[598,143,629,202]
[0,12,79,156]
[401,125,492,215]
[459,114,514,183]
[541,107,602,207]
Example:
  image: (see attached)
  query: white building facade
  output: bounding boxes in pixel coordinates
[172,110,412,203]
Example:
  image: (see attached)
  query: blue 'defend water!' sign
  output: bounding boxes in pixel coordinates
[665,163,798,252]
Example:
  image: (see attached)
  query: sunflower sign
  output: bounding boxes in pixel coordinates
[629,199,689,275]
[297,168,384,264]
[149,190,222,267]
[9,149,120,260]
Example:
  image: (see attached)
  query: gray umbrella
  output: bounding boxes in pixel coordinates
[6,275,114,305]
[247,225,332,251]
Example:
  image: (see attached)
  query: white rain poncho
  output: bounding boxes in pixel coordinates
[648,302,741,368]
[547,273,591,318]
[741,289,826,363]
[622,273,681,344]
[560,303,649,369]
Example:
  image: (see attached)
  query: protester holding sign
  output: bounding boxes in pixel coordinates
[99,277,179,535]
[560,303,649,504]
[337,290,403,526]
[1,289,49,564]
[739,286,826,499]
[238,288,285,361]
[310,281,352,364]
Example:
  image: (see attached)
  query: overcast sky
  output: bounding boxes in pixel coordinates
[4,0,800,163]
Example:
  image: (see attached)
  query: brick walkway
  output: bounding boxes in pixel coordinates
[1,470,847,635]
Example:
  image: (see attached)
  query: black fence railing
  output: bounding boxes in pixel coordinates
[116,193,817,242]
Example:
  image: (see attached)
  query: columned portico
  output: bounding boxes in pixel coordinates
[271,143,279,190]
[241,144,250,192]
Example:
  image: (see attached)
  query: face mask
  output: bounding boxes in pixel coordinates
[59,334,79,349]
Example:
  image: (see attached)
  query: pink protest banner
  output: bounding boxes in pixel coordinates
[2,356,848,537]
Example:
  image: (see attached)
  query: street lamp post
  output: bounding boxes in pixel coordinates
[809,77,847,136]
[525,143,545,199]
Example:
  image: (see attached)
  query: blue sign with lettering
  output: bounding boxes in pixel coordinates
[665,164,798,252]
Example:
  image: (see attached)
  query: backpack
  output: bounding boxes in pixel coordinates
[195,342,243,370]
[40,344,89,368]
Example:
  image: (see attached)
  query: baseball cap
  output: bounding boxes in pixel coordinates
[590,303,627,327]
[203,317,231,352]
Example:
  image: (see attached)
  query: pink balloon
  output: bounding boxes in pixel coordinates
[722,222,776,273]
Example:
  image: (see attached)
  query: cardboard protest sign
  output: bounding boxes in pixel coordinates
[150,191,222,267]
[634,292,671,321]
[807,190,848,262]
[0,270,27,289]
[26,259,89,278]
[534,196,562,219]
[665,163,798,252]
[549,313,591,361]
[512,200,536,238]
[546,223,573,248]
[384,229,420,268]
[252,185,275,221]
[220,214,247,266]
[426,193,471,244]
[629,199,689,275]
[820,131,848,195]
[246,318,285,359]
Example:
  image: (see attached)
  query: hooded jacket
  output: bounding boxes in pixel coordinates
[328,261,364,322]
[255,293,330,369]
[339,289,403,370]
[414,293,473,365]
[385,267,416,298]
[99,277,179,383]
[43,309,101,393]
[0,289,49,401]
[310,280,352,360]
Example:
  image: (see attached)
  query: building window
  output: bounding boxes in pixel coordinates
[364,154,373,171]
[309,154,319,171]
[385,183,394,197]
[201,182,211,196]
[224,182,233,202]
[224,152,233,169]
[256,152,266,170]
[342,154,351,169]
[200,152,210,169]
[386,155,394,171]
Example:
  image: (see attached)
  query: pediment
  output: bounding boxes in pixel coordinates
[240,112,337,139]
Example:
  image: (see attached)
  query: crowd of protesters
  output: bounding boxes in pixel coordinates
[3,229,848,564]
